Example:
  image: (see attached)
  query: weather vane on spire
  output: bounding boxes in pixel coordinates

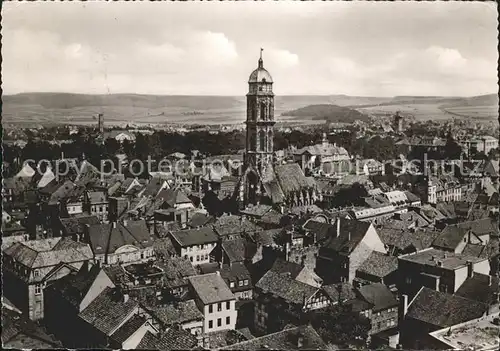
[260,48,264,59]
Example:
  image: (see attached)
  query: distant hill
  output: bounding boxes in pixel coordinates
[2,92,496,125]
[439,93,499,108]
[3,93,242,110]
[281,104,370,123]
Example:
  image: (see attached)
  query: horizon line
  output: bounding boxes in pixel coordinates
[4,91,498,99]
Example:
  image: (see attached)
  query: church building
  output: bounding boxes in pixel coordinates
[237,50,319,210]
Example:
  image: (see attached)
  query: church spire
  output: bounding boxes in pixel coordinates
[258,48,264,68]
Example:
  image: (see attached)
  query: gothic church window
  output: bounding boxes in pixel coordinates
[260,102,267,120]
[259,130,266,152]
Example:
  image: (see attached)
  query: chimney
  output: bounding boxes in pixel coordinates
[336,218,340,237]
[488,275,492,286]
[112,222,117,229]
[215,271,220,276]
[297,334,304,348]
[437,260,443,267]
[347,232,351,241]
[466,260,474,278]
[402,294,409,317]
[123,292,129,303]
[123,219,128,227]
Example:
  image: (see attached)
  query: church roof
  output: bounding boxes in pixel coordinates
[248,57,273,83]
[260,164,316,204]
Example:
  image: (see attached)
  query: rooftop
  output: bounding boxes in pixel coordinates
[3,237,93,272]
[429,314,500,351]
[170,226,218,247]
[406,287,488,328]
[256,270,319,305]
[148,300,203,327]
[399,248,486,270]
[188,272,236,305]
[220,325,328,350]
[78,287,139,336]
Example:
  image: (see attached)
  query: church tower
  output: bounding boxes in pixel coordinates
[245,49,275,175]
[240,49,276,206]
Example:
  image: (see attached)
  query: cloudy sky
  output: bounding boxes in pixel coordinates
[2,1,498,96]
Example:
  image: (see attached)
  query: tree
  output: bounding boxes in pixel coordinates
[444,137,463,160]
[308,303,371,348]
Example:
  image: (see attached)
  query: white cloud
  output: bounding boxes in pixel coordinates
[192,31,238,65]
[267,49,299,68]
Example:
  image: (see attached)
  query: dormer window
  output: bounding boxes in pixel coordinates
[34,269,40,277]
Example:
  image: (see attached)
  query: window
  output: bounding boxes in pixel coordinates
[217,318,222,327]
[230,282,235,288]
[226,316,230,325]
[226,301,230,310]
[209,304,213,313]
[201,244,204,249]
[190,256,193,262]
[33,269,40,277]
[260,102,266,120]
[196,255,200,262]
[34,284,42,295]
[217,303,222,312]
[244,279,249,286]
[208,320,213,329]
[239,280,244,287]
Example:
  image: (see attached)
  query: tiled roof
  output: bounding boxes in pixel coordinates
[111,314,146,345]
[220,325,328,350]
[220,262,253,292]
[263,180,286,204]
[142,177,167,197]
[79,287,139,336]
[153,236,177,259]
[303,220,336,242]
[48,180,76,205]
[406,287,488,328]
[102,265,133,286]
[269,258,304,279]
[87,191,107,204]
[378,226,440,252]
[462,239,499,259]
[170,226,218,247]
[137,329,199,350]
[322,219,372,254]
[250,228,283,246]
[433,218,499,251]
[4,237,93,271]
[256,270,318,305]
[399,248,486,270]
[157,257,197,289]
[322,282,356,303]
[53,264,105,309]
[357,251,398,278]
[455,273,500,305]
[274,163,316,194]
[146,188,192,216]
[149,300,203,327]
[2,308,62,347]
[357,283,398,312]
[87,221,152,255]
[257,210,285,226]
[213,215,261,236]
[240,204,273,217]
[60,214,100,236]
[222,239,257,263]
[189,273,235,305]
[188,212,215,228]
